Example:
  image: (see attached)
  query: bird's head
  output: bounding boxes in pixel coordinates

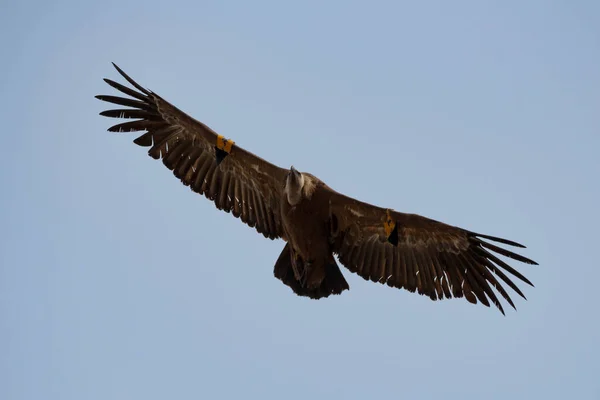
[285,165,305,206]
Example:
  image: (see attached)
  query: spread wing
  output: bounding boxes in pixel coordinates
[96,63,287,239]
[326,188,537,314]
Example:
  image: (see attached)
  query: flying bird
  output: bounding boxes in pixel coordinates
[96,63,538,314]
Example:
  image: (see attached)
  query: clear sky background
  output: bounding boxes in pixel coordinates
[1,1,599,399]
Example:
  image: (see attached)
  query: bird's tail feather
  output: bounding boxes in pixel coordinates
[273,244,349,299]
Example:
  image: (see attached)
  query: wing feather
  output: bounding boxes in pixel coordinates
[97,63,287,240]
[325,187,537,313]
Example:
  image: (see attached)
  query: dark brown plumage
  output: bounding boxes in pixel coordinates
[96,63,538,314]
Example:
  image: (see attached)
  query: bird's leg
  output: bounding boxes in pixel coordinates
[291,253,313,287]
[300,260,314,288]
[291,251,303,283]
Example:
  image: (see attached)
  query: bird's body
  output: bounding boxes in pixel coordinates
[97,63,538,314]
[279,172,348,295]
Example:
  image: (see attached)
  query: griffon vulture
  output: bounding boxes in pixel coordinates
[96,63,537,314]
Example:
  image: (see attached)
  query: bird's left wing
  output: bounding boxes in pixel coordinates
[96,63,287,239]
[324,187,537,314]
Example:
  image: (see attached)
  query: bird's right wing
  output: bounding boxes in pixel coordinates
[96,63,288,239]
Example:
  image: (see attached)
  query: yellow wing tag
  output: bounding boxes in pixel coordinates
[215,135,235,165]
[216,135,235,153]
[383,209,396,236]
[384,209,399,246]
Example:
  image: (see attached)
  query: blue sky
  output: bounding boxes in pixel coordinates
[1,1,599,399]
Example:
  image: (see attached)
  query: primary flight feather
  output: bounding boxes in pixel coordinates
[96,63,538,314]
